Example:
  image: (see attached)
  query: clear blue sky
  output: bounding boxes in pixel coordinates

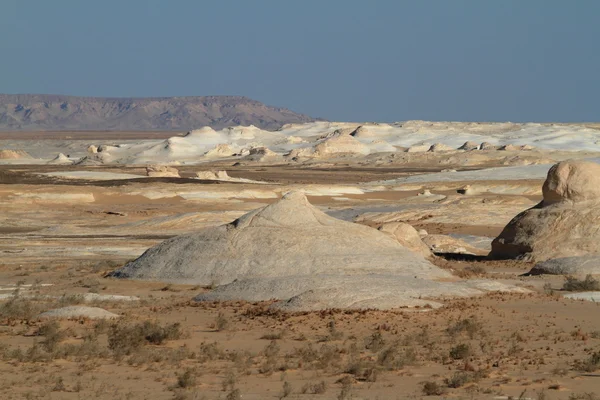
[1,0,598,122]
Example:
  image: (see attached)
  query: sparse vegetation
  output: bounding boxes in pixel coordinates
[279,381,292,399]
[301,381,327,394]
[449,343,471,360]
[563,275,600,291]
[174,368,197,389]
[214,312,230,331]
[446,317,483,339]
[422,381,447,396]
[574,351,600,372]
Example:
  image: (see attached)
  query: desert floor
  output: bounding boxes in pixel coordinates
[1,133,599,400]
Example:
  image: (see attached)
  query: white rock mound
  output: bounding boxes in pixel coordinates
[0,150,31,159]
[47,153,73,165]
[491,160,600,261]
[111,192,528,310]
[146,165,180,178]
[204,144,236,159]
[314,134,370,156]
[196,170,230,180]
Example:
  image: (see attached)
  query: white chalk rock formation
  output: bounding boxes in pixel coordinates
[459,141,480,151]
[195,170,230,180]
[480,142,498,150]
[423,234,484,255]
[406,144,431,153]
[314,134,370,156]
[491,160,600,261]
[378,222,432,258]
[244,147,282,162]
[111,192,528,310]
[0,150,31,159]
[204,144,236,159]
[146,165,180,178]
[47,153,73,165]
[428,143,455,152]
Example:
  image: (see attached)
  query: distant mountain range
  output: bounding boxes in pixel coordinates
[0,94,318,131]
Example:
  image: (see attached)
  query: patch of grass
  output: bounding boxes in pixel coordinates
[36,321,65,352]
[364,331,386,352]
[225,388,242,400]
[279,381,292,399]
[259,340,281,374]
[0,296,41,322]
[197,342,224,362]
[260,329,287,340]
[446,316,483,339]
[222,369,237,392]
[563,275,600,291]
[175,368,197,389]
[449,343,471,360]
[377,344,417,370]
[445,370,487,388]
[574,352,600,372]
[214,312,230,331]
[107,321,183,357]
[337,377,353,400]
[301,381,327,394]
[445,372,473,388]
[51,377,66,392]
[320,320,344,342]
[422,381,447,396]
[568,394,600,400]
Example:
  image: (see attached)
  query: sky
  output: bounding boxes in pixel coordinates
[1,0,599,122]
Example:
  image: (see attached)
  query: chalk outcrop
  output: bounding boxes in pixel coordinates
[145,165,180,178]
[491,160,600,261]
[111,192,528,310]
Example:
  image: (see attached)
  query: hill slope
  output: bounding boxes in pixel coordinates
[0,94,317,131]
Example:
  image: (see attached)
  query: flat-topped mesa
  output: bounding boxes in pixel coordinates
[490,160,600,261]
[541,160,600,206]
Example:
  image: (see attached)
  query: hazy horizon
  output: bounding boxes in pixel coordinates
[2,1,599,123]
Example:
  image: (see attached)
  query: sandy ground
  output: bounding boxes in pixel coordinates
[1,134,600,399]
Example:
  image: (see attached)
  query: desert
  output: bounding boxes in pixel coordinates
[1,119,600,400]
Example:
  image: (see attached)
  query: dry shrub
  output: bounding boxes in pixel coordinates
[108,321,182,358]
[422,381,447,396]
[563,275,600,291]
[301,381,327,394]
[446,317,483,339]
[377,344,417,370]
[574,352,600,372]
[449,343,471,360]
[0,296,41,322]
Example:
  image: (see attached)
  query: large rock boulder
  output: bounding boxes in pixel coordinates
[541,160,600,205]
[490,160,600,261]
[528,255,600,276]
